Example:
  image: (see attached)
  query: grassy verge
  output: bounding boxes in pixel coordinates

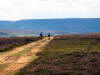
[14,49,31,57]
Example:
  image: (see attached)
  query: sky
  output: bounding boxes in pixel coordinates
[0,0,100,20]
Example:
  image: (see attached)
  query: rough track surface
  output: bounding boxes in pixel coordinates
[0,37,54,75]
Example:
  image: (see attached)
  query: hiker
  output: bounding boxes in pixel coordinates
[40,32,43,40]
[48,33,51,40]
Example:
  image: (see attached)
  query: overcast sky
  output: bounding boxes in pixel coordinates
[0,0,100,20]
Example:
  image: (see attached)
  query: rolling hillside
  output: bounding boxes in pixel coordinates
[0,18,100,36]
[0,32,9,37]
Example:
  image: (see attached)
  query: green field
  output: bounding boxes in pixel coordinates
[15,36,100,75]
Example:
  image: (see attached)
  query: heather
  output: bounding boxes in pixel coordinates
[0,37,39,52]
[15,36,100,75]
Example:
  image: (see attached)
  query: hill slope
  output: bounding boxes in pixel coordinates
[0,32,9,37]
[0,18,100,36]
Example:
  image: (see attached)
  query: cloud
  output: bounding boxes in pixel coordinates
[0,0,100,20]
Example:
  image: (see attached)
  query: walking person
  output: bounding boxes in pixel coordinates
[40,32,43,40]
[48,33,51,40]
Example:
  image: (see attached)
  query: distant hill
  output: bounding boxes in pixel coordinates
[0,32,9,37]
[0,18,100,36]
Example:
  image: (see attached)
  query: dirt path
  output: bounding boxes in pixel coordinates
[0,37,54,75]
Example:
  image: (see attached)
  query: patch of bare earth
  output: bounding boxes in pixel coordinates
[0,37,54,75]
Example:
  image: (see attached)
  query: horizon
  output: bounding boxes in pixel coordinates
[0,18,100,21]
